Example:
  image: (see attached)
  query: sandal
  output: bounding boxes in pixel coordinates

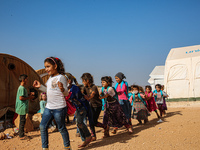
[91,136,96,141]
[128,127,133,133]
[78,136,92,148]
[19,136,31,140]
[111,129,117,134]
[78,142,86,148]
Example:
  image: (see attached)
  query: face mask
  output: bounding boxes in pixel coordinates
[132,91,138,94]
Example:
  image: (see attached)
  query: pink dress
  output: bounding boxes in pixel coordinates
[145,91,157,112]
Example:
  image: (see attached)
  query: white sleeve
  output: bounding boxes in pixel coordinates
[39,84,47,92]
[163,91,168,97]
[107,87,116,97]
[60,75,69,96]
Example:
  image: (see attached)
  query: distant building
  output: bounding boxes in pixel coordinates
[148,66,165,91]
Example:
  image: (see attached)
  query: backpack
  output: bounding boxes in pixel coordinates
[131,93,147,106]
[101,86,119,101]
[114,80,129,98]
[153,90,163,102]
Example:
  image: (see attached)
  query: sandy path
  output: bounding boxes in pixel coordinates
[1,107,200,150]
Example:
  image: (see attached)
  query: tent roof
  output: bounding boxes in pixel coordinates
[148,78,154,84]
[0,53,44,118]
[166,44,200,61]
[149,66,165,78]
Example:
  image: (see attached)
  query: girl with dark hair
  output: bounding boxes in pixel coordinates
[33,57,71,150]
[153,84,167,123]
[130,85,150,125]
[64,73,93,148]
[114,72,132,133]
[153,84,166,123]
[144,86,160,119]
[81,73,105,141]
[99,76,133,138]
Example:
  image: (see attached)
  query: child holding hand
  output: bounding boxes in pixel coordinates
[100,76,133,138]
[33,57,71,150]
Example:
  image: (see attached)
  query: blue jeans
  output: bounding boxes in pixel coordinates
[75,107,91,141]
[40,107,70,148]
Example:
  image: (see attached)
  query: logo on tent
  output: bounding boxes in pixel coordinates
[186,49,200,54]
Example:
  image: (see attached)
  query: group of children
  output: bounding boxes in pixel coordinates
[15,57,168,150]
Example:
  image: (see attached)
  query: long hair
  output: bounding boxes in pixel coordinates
[81,73,94,84]
[44,57,65,75]
[101,76,113,86]
[145,85,152,91]
[65,72,79,85]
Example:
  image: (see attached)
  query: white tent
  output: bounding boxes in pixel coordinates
[148,66,165,91]
[164,45,200,99]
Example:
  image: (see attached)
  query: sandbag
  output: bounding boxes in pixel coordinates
[32,113,42,128]
[14,114,34,133]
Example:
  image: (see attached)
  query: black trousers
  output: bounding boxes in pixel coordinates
[19,115,26,138]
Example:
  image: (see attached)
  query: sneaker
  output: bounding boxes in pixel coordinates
[50,126,58,132]
[157,119,163,123]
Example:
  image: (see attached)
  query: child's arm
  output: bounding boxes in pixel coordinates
[163,91,169,98]
[140,93,145,99]
[84,91,95,101]
[33,80,47,92]
[19,95,34,101]
[145,93,153,101]
[84,85,100,101]
[99,94,109,99]
[58,76,69,96]
[122,84,128,95]
[129,95,133,104]
[99,88,102,96]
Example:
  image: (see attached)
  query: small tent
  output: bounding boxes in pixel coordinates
[148,66,165,91]
[0,54,44,118]
[164,45,200,99]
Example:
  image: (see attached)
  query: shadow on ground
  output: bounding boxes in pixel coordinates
[83,110,182,149]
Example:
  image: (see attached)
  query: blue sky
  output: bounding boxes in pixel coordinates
[1,0,200,86]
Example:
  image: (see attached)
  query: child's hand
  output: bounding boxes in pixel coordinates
[117,92,121,95]
[33,80,41,88]
[99,96,102,99]
[29,95,35,100]
[58,81,64,92]
[154,93,157,96]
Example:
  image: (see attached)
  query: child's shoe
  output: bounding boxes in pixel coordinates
[64,145,72,150]
[111,128,118,134]
[78,136,92,148]
[157,119,163,123]
[91,136,96,141]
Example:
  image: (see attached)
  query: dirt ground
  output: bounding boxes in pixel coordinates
[0,107,200,150]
